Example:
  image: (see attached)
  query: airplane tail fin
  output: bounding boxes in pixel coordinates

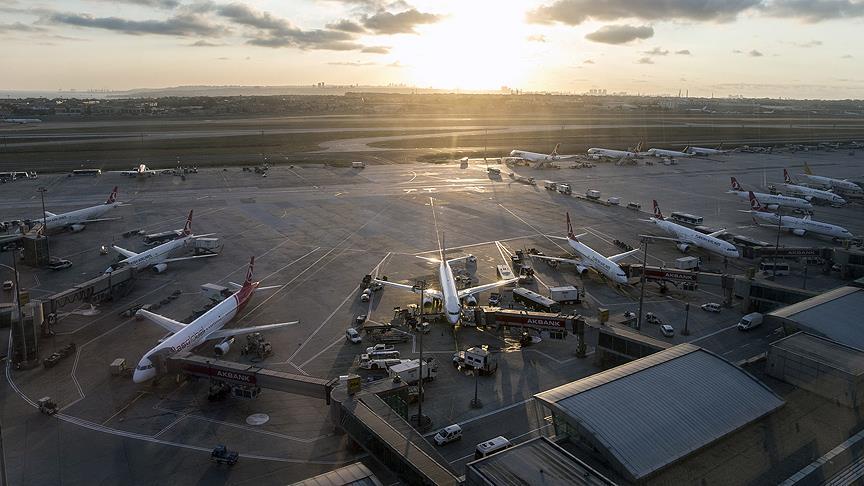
[804,162,813,175]
[244,256,255,286]
[748,191,768,212]
[783,168,793,184]
[182,210,193,236]
[634,139,645,153]
[730,177,743,191]
[652,200,664,220]
[106,186,118,204]
[566,212,576,239]
[550,143,560,156]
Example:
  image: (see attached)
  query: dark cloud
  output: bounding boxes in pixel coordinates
[643,47,669,55]
[360,45,390,53]
[749,49,764,56]
[732,49,743,53]
[326,19,367,33]
[760,0,864,22]
[583,59,595,64]
[675,49,691,54]
[46,11,225,36]
[361,8,441,34]
[527,34,546,42]
[527,0,760,25]
[333,0,411,11]
[189,39,223,46]
[215,3,361,50]
[585,24,654,44]
[636,57,655,64]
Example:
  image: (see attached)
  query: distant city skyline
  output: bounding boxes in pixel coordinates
[0,0,862,99]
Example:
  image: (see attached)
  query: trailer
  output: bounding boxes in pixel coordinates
[194,237,221,255]
[389,359,438,384]
[549,285,580,304]
[544,181,557,190]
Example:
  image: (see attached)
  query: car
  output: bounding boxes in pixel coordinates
[48,259,72,270]
[345,328,362,344]
[360,289,372,302]
[355,314,367,326]
[433,424,463,446]
[645,312,662,325]
[660,324,675,337]
[488,293,501,306]
[701,303,721,313]
[623,311,636,321]
[2,280,13,291]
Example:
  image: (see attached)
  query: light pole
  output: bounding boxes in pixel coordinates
[773,210,782,280]
[412,280,429,428]
[37,187,50,263]
[471,366,482,408]
[636,236,649,330]
[682,302,690,336]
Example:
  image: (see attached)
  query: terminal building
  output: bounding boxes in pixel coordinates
[765,286,864,349]
[533,344,785,483]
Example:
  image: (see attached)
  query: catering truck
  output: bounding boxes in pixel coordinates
[389,359,438,384]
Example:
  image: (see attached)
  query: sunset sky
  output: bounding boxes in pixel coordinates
[0,0,862,98]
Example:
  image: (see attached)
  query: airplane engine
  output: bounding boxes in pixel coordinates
[575,265,589,276]
[214,337,235,356]
[676,243,690,253]
[792,228,806,236]
[767,204,779,211]
[70,224,85,232]
[153,263,168,273]
[463,295,477,307]
[422,294,433,308]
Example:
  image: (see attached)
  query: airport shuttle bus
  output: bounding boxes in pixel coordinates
[669,212,704,226]
[512,287,561,313]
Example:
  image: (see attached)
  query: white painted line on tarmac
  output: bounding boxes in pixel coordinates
[689,323,738,344]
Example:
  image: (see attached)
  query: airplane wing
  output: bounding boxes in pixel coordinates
[161,254,219,264]
[135,309,186,333]
[44,211,56,217]
[446,254,474,265]
[206,321,299,341]
[373,278,444,299]
[80,217,121,223]
[112,245,139,259]
[607,248,641,263]
[530,254,581,265]
[457,278,519,298]
[228,281,281,291]
[706,228,727,238]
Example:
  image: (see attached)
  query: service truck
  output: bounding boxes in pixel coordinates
[352,161,366,168]
[549,285,580,304]
[544,181,557,191]
[389,359,437,384]
[674,256,699,270]
[586,189,601,200]
[557,184,572,195]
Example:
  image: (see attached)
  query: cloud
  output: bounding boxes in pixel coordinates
[760,0,864,22]
[91,0,180,9]
[527,0,760,25]
[841,54,853,58]
[0,21,46,33]
[585,24,654,44]
[636,56,655,64]
[326,19,367,33]
[675,49,691,54]
[46,11,226,36]
[360,45,390,53]
[190,39,223,46]
[328,61,378,66]
[732,49,743,53]
[527,34,546,42]
[360,8,441,34]
[793,39,822,47]
[216,56,229,60]
[749,49,764,56]
[643,47,669,56]
[583,59,595,64]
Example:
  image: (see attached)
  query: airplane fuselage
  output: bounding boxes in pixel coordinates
[730,190,812,210]
[569,238,629,283]
[751,212,853,239]
[587,148,638,159]
[36,203,118,230]
[119,236,192,270]
[781,183,846,205]
[645,148,691,158]
[652,218,740,258]
[438,261,462,324]
[799,174,862,194]
[687,147,727,155]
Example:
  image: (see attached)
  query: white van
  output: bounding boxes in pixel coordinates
[737,312,763,331]
[345,328,362,344]
[474,436,512,459]
[433,424,462,446]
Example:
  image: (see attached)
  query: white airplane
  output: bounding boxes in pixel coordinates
[2,118,42,124]
[744,191,853,239]
[120,164,159,177]
[509,144,579,163]
[530,212,638,284]
[374,237,517,325]
[586,141,643,160]
[32,186,123,233]
[796,162,863,194]
[781,169,846,206]
[132,256,297,382]
[649,201,740,258]
[107,210,217,273]
[728,177,812,211]
[686,144,732,156]
[643,147,693,158]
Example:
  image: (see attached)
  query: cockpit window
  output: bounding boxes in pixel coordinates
[136,364,154,371]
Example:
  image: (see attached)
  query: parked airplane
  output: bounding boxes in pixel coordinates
[2,118,41,124]
[797,163,863,194]
[586,140,644,160]
[781,169,846,205]
[133,256,297,382]
[744,192,853,239]
[120,164,160,177]
[374,201,517,324]
[509,143,579,162]
[649,201,740,258]
[530,213,638,284]
[686,144,732,156]
[107,210,217,273]
[728,177,812,211]
[32,186,122,233]
[643,147,693,158]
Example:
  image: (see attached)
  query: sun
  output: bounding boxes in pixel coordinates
[389,2,535,90]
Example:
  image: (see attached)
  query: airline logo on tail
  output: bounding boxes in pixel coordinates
[783,169,793,184]
[652,200,664,220]
[106,186,118,204]
[551,143,560,157]
[566,212,575,239]
[748,191,768,212]
[182,210,193,236]
[245,255,255,285]
[730,177,743,191]
[634,140,645,153]
[803,162,813,175]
